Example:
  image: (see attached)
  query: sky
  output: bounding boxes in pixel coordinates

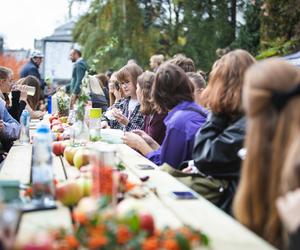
[0,0,89,50]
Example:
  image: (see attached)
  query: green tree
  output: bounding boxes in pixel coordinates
[233,0,261,56]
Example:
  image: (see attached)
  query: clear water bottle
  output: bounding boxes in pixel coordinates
[31,124,55,206]
[89,108,102,141]
[19,110,30,144]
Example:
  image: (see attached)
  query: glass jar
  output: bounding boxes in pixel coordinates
[90,145,119,204]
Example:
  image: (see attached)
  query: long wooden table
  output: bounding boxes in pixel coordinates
[0,140,277,250]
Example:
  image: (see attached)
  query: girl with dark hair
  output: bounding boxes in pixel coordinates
[123,63,207,169]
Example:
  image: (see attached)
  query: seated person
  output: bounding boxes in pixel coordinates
[21,76,45,119]
[186,72,206,106]
[107,72,124,107]
[0,67,21,160]
[122,71,167,149]
[233,59,300,249]
[124,63,207,169]
[183,50,255,213]
[101,63,144,131]
[87,75,108,112]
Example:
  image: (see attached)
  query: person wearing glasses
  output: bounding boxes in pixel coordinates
[101,63,144,132]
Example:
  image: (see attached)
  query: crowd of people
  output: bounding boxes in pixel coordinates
[0,47,300,249]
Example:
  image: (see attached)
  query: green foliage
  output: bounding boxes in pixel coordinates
[232,0,261,56]
[73,0,244,72]
[259,0,300,57]
[256,38,297,60]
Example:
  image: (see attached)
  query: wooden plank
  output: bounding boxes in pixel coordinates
[116,144,277,250]
[0,145,32,184]
[16,205,72,245]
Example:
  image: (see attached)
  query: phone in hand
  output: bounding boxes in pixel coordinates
[171,191,198,200]
[135,164,155,170]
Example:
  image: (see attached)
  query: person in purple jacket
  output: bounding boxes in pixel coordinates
[123,63,207,169]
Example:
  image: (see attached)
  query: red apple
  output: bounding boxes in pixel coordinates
[139,212,155,236]
[55,180,84,206]
[52,141,62,156]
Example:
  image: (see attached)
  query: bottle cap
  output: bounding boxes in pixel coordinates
[36,123,50,133]
[89,108,102,119]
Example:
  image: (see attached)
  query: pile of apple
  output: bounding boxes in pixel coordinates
[52,141,90,169]
[49,114,69,139]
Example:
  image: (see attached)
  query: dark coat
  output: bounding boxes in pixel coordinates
[193,113,245,179]
[192,113,246,213]
[70,59,88,95]
[20,60,45,88]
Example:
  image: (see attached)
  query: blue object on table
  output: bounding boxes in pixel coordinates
[47,95,52,114]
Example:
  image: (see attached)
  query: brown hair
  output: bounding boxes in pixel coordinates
[108,72,124,106]
[116,63,143,87]
[168,55,195,73]
[137,71,155,115]
[0,66,12,80]
[152,63,194,113]
[95,73,107,88]
[201,49,256,117]
[233,59,300,249]
[22,76,40,110]
[186,72,206,89]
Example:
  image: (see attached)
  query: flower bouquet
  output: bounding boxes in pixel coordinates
[56,89,71,117]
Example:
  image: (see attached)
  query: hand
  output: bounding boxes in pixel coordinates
[122,132,154,155]
[112,109,129,126]
[0,120,4,132]
[101,121,110,129]
[132,130,160,150]
[122,132,145,149]
[182,166,193,173]
[18,85,28,102]
[276,188,300,233]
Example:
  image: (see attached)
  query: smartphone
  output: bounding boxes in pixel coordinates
[171,191,198,200]
[136,164,155,170]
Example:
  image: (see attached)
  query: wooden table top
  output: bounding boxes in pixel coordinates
[0,138,277,250]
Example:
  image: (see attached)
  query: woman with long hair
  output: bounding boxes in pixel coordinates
[21,76,44,119]
[185,49,256,212]
[101,63,144,131]
[233,59,300,249]
[123,63,207,169]
[122,71,167,150]
[107,72,124,107]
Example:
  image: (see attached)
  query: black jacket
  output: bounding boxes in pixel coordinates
[192,113,245,213]
[193,113,246,179]
[20,60,45,89]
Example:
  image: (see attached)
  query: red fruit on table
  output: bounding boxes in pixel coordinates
[139,212,155,235]
[52,142,63,156]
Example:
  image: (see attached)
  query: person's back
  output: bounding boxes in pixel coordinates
[154,101,206,168]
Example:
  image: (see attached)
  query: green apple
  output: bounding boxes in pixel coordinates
[77,178,92,196]
[63,146,80,166]
[73,148,89,169]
